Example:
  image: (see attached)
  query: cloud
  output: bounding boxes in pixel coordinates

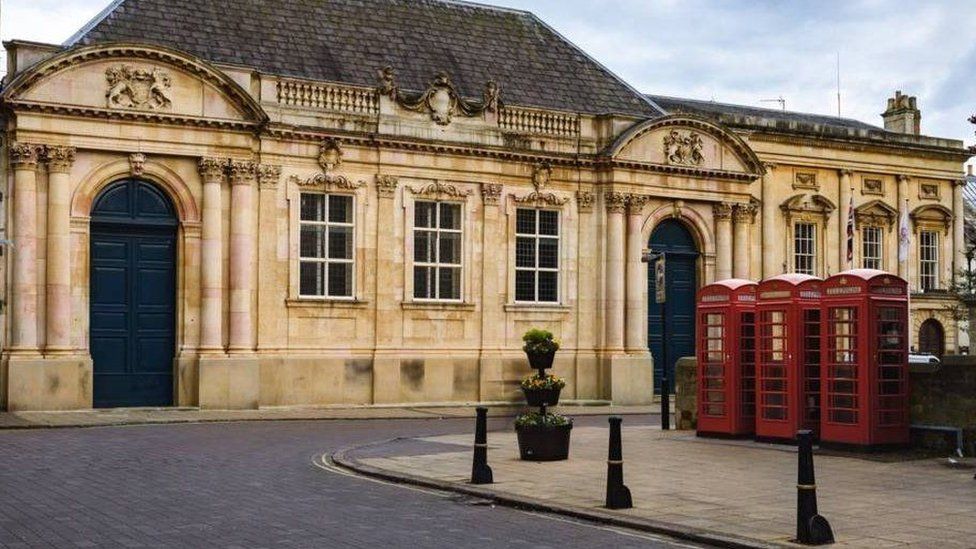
[2,0,973,159]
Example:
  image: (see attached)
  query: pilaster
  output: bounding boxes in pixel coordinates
[713,202,733,281]
[761,163,778,278]
[43,145,77,355]
[227,160,257,354]
[732,202,755,279]
[9,142,42,355]
[604,191,627,351]
[625,194,649,352]
[199,157,225,354]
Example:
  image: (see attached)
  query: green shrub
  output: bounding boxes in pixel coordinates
[522,328,560,354]
[514,411,571,428]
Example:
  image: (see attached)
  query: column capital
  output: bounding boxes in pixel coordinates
[952,178,967,188]
[198,157,225,182]
[627,194,649,214]
[375,174,399,198]
[604,191,628,213]
[228,159,257,186]
[838,168,854,177]
[762,162,777,173]
[43,145,77,174]
[9,142,41,168]
[713,202,734,220]
[897,174,911,183]
[257,164,281,189]
[481,183,502,206]
[576,190,595,213]
[733,202,758,223]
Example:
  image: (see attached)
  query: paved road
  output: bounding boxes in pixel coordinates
[0,415,701,548]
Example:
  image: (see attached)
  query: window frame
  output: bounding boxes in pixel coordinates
[412,199,464,302]
[919,230,940,291]
[297,191,357,300]
[793,221,817,276]
[860,225,883,270]
[514,208,561,304]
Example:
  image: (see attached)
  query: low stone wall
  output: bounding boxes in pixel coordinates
[675,356,697,430]
[909,354,976,455]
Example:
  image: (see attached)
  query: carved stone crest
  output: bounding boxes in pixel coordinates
[793,171,819,190]
[919,183,940,200]
[378,66,499,126]
[481,183,502,206]
[318,138,342,174]
[663,130,704,166]
[531,162,552,191]
[862,178,883,196]
[105,65,172,110]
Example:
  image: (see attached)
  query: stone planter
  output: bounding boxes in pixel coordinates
[525,349,556,370]
[521,386,561,407]
[515,422,572,461]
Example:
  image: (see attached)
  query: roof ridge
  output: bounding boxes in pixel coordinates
[647,93,872,125]
[64,0,126,47]
[427,0,532,16]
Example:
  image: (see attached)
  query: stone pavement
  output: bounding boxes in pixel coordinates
[0,402,655,429]
[335,425,976,548]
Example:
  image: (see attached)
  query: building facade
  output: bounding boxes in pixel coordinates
[0,0,970,410]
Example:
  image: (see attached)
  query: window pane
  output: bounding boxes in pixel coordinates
[515,270,536,301]
[438,267,461,299]
[414,266,433,299]
[538,271,558,302]
[300,225,326,258]
[439,203,461,230]
[328,195,352,223]
[415,202,436,229]
[439,232,461,265]
[516,209,536,235]
[516,237,536,268]
[300,261,325,296]
[538,210,559,236]
[328,226,353,260]
[538,237,558,269]
[414,230,435,263]
[328,263,353,297]
[300,194,326,222]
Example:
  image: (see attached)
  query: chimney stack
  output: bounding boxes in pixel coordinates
[882,91,921,135]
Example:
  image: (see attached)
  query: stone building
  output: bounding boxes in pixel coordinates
[0,0,970,410]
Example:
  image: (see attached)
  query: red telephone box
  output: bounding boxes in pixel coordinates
[820,269,909,447]
[755,274,823,441]
[696,279,758,437]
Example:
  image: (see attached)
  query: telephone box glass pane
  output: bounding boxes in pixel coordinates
[700,312,726,416]
[740,311,756,420]
[759,310,788,421]
[826,307,858,425]
[876,306,907,426]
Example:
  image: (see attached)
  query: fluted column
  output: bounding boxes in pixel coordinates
[714,202,733,281]
[605,192,628,351]
[897,175,910,280]
[953,179,966,275]
[625,194,648,351]
[228,160,256,353]
[43,145,76,354]
[761,164,777,278]
[9,143,41,355]
[838,169,853,271]
[199,157,225,354]
[732,202,755,279]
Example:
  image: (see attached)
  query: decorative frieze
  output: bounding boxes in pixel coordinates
[227,160,257,185]
[919,182,940,200]
[378,66,499,126]
[793,170,819,190]
[43,145,76,173]
[862,177,884,196]
[375,174,399,198]
[276,78,378,114]
[481,183,502,206]
[257,164,282,189]
[129,152,147,177]
[9,142,41,167]
[408,180,473,200]
[287,173,365,191]
[604,191,629,213]
[663,130,704,166]
[198,157,225,182]
[513,191,570,207]
[576,190,595,213]
[105,65,172,110]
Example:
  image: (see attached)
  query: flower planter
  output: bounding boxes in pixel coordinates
[515,423,572,461]
[525,349,556,370]
[521,386,561,407]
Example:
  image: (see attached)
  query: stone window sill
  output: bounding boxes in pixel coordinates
[401,301,476,311]
[504,303,572,313]
[286,298,370,309]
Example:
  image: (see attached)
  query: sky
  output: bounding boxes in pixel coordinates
[2,0,974,165]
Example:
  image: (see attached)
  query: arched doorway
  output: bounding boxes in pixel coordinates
[90,179,178,408]
[918,318,945,358]
[647,219,700,394]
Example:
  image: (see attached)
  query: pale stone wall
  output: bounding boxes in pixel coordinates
[0,42,969,410]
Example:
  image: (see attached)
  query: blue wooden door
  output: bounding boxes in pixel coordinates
[90,179,177,408]
[647,220,699,394]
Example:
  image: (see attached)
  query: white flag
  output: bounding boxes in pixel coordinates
[898,204,910,263]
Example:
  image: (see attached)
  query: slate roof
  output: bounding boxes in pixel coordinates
[68,0,661,118]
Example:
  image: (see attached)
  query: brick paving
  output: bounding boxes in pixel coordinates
[349,425,976,548]
[0,416,698,548]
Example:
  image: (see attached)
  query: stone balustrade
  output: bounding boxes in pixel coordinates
[498,106,580,137]
[276,78,378,114]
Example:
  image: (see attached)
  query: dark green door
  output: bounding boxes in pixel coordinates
[647,220,699,394]
[90,179,177,408]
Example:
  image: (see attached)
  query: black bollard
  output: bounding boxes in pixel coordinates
[605,416,633,509]
[795,430,834,545]
[471,406,493,484]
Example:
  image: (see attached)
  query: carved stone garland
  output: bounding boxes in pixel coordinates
[407,180,473,200]
[377,66,499,126]
[513,161,568,207]
[289,138,365,191]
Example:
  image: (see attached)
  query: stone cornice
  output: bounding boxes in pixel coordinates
[4,101,261,132]
[747,130,971,163]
